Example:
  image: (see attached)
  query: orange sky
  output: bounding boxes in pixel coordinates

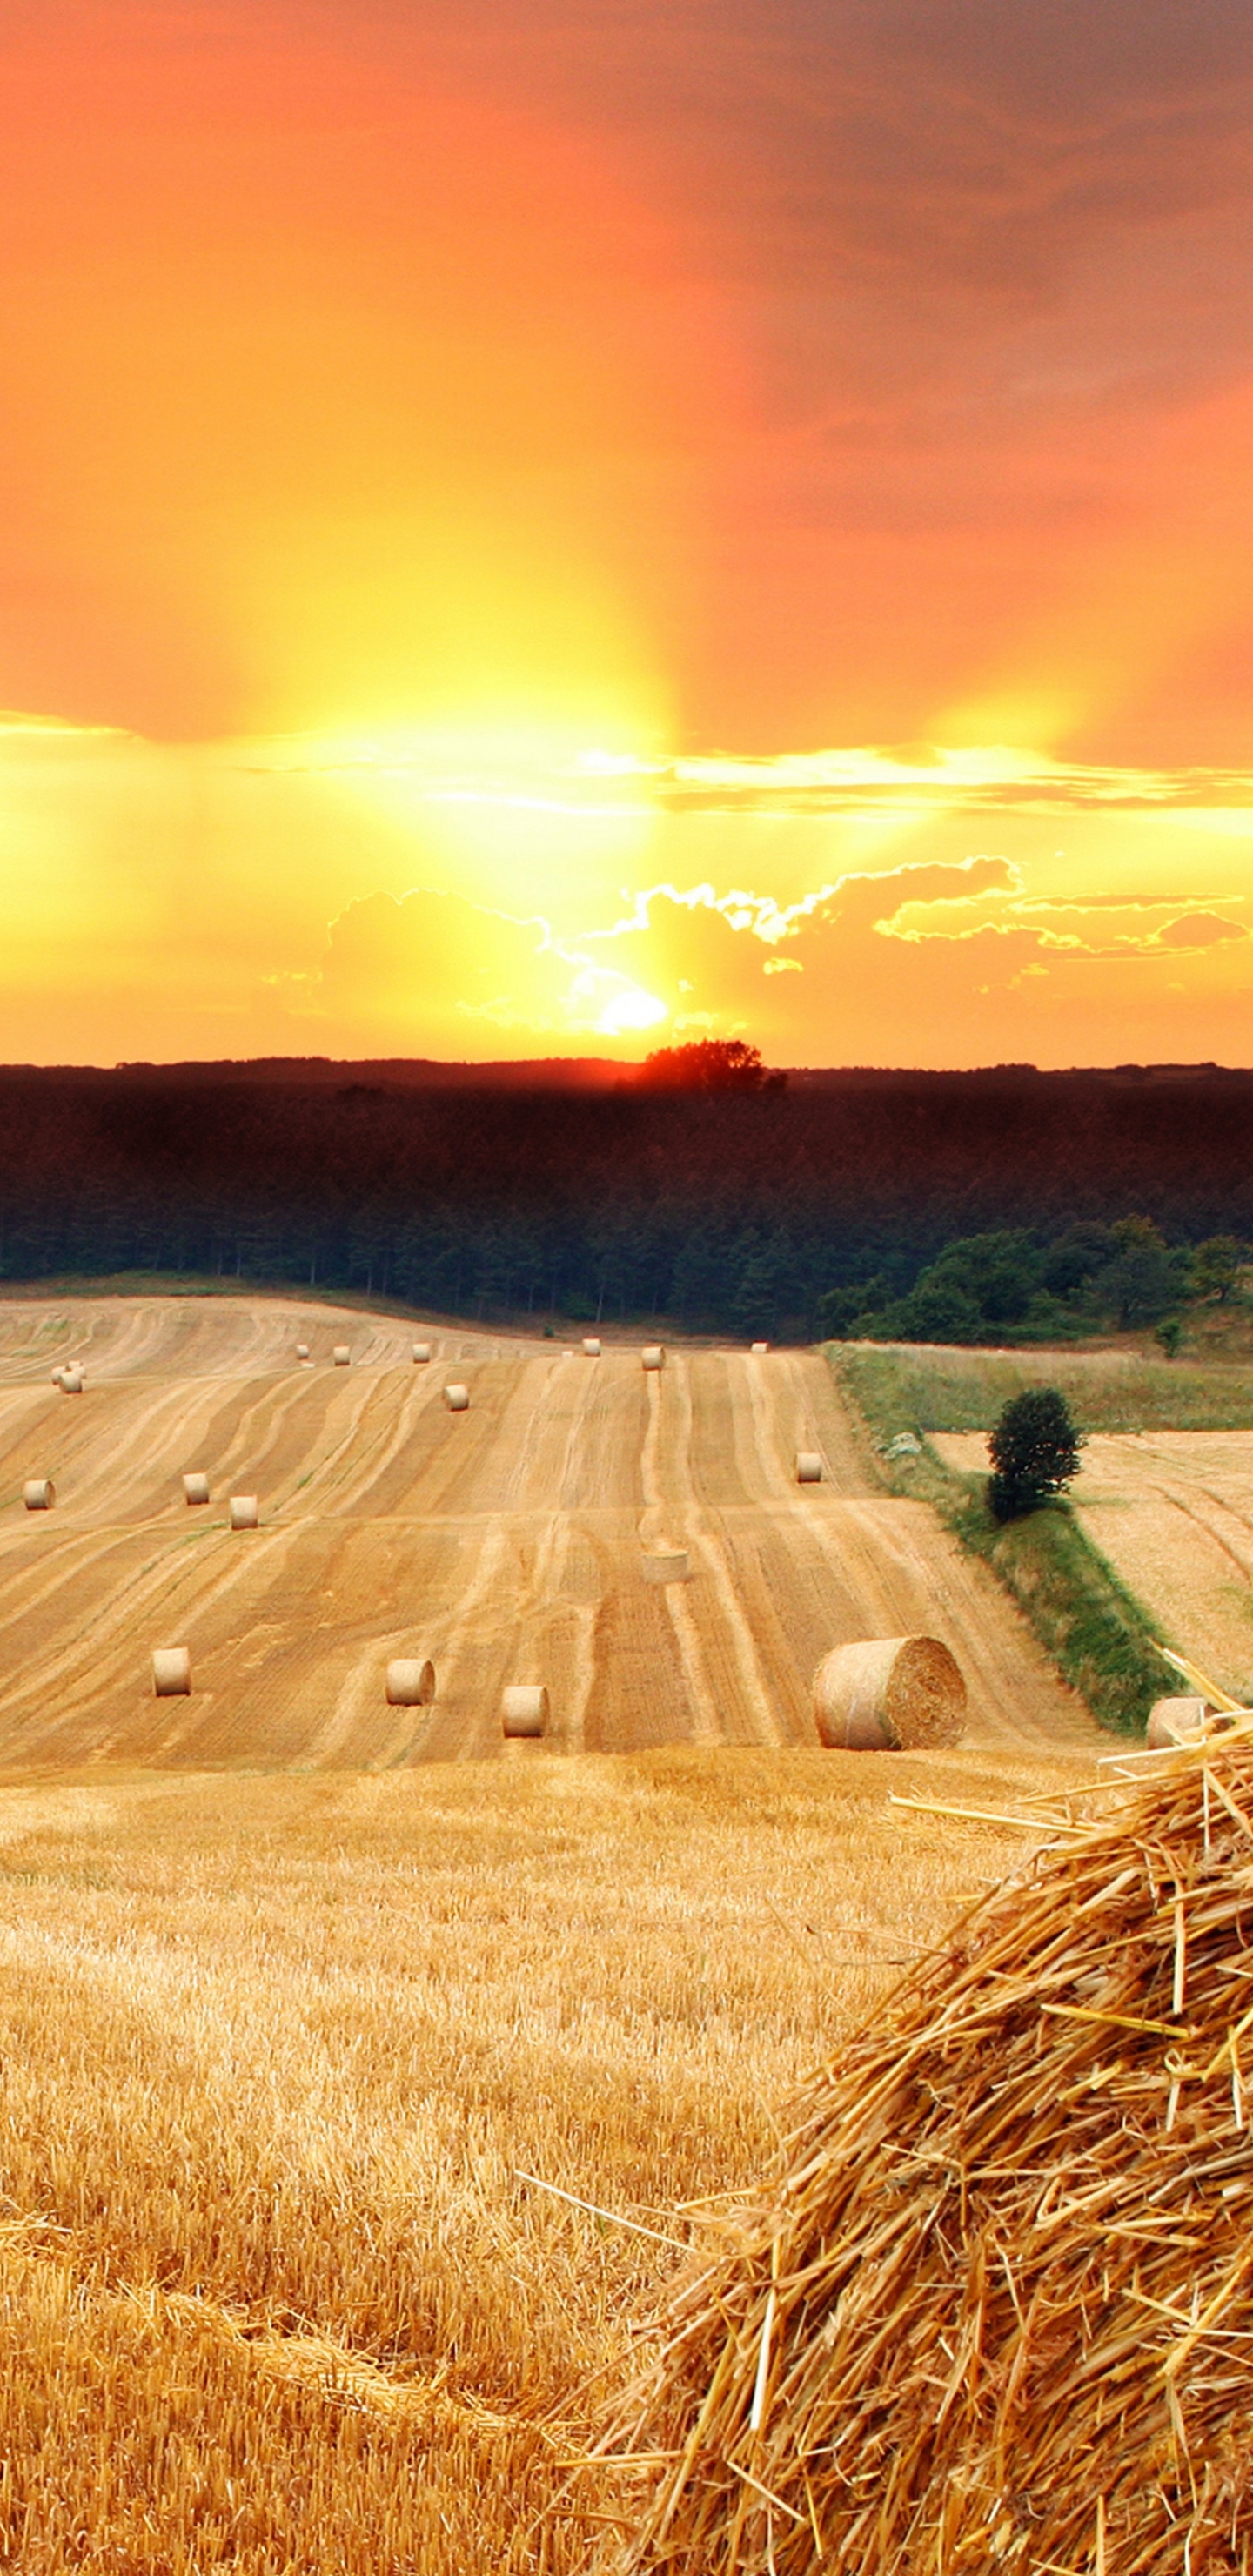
[2,0,1252,1066]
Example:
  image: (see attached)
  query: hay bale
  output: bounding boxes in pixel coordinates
[641,1550,690,1585]
[1147,1693,1212,1748]
[501,1684,548,1738]
[59,1368,84,1395]
[598,1727,1253,2576]
[795,1451,823,1483]
[813,1633,966,1750]
[583,1338,602,1357]
[385,1656,436,1707]
[182,1472,211,1506]
[295,1340,310,1359]
[750,1340,769,1354]
[23,1479,54,1510]
[332,1345,351,1366]
[412,1341,432,1364]
[229,1495,258,1530]
[152,1647,191,1696]
[50,1368,64,1387]
[444,1383,470,1411]
[641,1345,665,1372]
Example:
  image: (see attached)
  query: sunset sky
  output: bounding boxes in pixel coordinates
[3,0,1253,1067]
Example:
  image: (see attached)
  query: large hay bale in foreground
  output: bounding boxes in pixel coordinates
[599,1730,1253,2576]
[813,1633,965,1749]
[23,1478,54,1510]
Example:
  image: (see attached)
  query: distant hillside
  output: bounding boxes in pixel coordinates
[0,1060,1250,1334]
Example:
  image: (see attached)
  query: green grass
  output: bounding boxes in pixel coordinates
[838,1340,1253,1436]
[828,1344,1176,1736]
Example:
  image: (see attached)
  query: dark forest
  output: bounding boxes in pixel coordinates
[0,1060,1249,1338]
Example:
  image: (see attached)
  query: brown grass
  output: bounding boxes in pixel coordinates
[0,1744,1087,2573]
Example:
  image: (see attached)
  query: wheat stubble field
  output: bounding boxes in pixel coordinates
[0,1297,1101,2572]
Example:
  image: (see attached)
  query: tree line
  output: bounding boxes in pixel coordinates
[0,1061,1249,1338]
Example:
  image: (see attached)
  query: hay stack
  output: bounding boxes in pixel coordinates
[750,1341,769,1354]
[50,1368,64,1388]
[641,1549,691,1585]
[794,1451,823,1484]
[182,1472,211,1506]
[59,1368,84,1394]
[385,1656,435,1707]
[295,1341,310,1359]
[583,1338,602,1357]
[332,1345,351,1366]
[501,1684,547,1738]
[600,1728,1253,2575]
[152,1647,191,1696]
[412,1341,432,1364]
[813,1634,966,1749]
[444,1382,470,1411]
[641,1345,666,1372]
[1148,1694,1212,1748]
[229,1495,258,1529]
[23,1479,54,1510]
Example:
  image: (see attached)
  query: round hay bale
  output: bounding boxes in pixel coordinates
[443,1383,470,1411]
[641,1549,690,1585]
[641,1345,665,1372]
[385,1656,436,1707]
[182,1472,211,1506]
[501,1684,548,1738]
[295,1341,310,1360]
[152,1647,191,1696]
[582,1337,601,1357]
[50,1367,64,1387]
[23,1479,54,1511]
[332,1345,351,1366]
[795,1451,823,1483]
[228,1494,258,1530]
[814,1633,966,1751]
[59,1369,84,1395]
[750,1340,769,1354]
[600,1734,1253,2576]
[412,1341,432,1363]
[1147,1693,1211,1748]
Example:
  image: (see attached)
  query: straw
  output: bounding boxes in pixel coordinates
[593,1731,1253,2575]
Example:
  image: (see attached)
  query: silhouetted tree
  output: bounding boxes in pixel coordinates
[637,1039,783,1093]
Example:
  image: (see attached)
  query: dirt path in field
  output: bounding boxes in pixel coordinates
[0,1296,1096,1767]
[935,1428,1253,1703]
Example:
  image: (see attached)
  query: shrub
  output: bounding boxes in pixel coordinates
[988,1386,1084,1523]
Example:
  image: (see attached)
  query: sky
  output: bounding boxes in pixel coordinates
[2,0,1253,1068]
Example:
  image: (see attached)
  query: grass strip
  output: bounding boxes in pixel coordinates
[829,1344,1169,1737]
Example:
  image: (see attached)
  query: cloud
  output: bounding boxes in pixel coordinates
[1154,910,1248,949]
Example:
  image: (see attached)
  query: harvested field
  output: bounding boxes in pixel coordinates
[0,1294,1097,1768]
[600,1728,1253,2576]
[0,1743,1098,2574]
[0,1292,1198,2572]
[935,1427,1253,1701]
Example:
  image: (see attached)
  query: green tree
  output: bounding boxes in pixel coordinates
[1155,1317,1183,1358]
[1189,1235,1243,1304]
[1089,1216,1180,1328]
[988,1387,1084,1524]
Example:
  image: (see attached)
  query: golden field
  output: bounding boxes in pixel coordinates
[0,1296,1105,2569]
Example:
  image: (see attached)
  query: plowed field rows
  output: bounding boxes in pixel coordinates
[0,1296,1095,1768]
